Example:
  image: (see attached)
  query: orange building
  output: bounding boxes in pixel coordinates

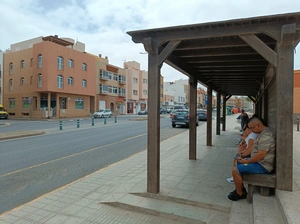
[3,36,95,118]
[294,70,300,120]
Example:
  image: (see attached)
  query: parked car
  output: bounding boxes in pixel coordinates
[171,109,199,128]
[160,108,168,114]
[138,109,148,115]
[197,109,207,121]
[173,105,187,110]
[93,109,112,118]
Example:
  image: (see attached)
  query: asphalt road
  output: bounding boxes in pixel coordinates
[0,116,205,214]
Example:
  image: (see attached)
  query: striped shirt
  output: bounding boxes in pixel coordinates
[251,127,276,172]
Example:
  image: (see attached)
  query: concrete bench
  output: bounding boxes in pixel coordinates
[243,173,276,203]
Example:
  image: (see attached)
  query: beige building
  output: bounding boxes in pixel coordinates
[93,54,126,114]
[3,35,96,118]
[124,61,148,114]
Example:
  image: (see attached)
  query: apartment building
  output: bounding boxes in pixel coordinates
[3,35,95,118]
[93,54,126,114]
[124,61,148,114]
[294,70,300,121]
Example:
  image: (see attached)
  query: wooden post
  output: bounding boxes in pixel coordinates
[216,92,221,135]
[189,78,197,160]
[207,87,212,146]
[276,24,295,191]
[222,95,226,131]
[147,51,161,194]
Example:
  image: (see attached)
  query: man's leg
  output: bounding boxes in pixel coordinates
[232,166,243,195]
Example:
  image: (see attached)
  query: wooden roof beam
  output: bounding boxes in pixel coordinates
[239,34,277,67]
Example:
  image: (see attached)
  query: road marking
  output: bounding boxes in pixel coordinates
[0,133,147,178]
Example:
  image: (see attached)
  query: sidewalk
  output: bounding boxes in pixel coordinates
[0,115,299,223]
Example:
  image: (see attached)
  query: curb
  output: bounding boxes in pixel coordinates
[0,131,45,141]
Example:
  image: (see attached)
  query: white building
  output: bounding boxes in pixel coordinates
[163,79,188,107]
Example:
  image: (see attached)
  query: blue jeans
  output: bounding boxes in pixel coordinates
[237,162,269,175]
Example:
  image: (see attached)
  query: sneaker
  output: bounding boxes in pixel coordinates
[228,187,248,196]
[228,191,247,201]
[226,177,234,184]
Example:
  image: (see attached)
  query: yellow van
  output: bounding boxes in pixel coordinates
[0,104,8,119]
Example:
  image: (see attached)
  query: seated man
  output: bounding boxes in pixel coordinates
[228,117,275,201]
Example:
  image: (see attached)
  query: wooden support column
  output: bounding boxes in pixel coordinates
[216,92,221,135]
[145,38,180,194]
[47,92,51,119]
[189,78,197,160]
[206,87,212,146]
[222,95,226,131]
[147,51,160,194]
[276,24,296,191]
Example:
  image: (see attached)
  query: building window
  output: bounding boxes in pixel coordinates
[9,79,13,91]
[143,79,147,84]
[113,86,118,94]
[82,79,87,87]
[21,60,25,68]
[30,76,33,85]
[9,63,13,74]
[58,56,64,70]
[114,74,118,81]
[38,74,42,87]
[143,90,147,95]
[133,77,138,83]
[20,77,25,86]
[133,90,138,95]
[68,77,73,85]
[100,84,108,93]
[100,70,112,79]
[57,75,63,88]
[38,54,42,68]
[9,98,15,108]
[75,98,84,109]
[30,58,33,67]
[23,97,30,108]
[82,63,87,71]
[118,88,125,96]
[118,75,126,83]
[68,59,74,68]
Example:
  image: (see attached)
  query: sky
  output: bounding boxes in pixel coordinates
[1,0,300,83]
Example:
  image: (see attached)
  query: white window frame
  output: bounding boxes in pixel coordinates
[9,79,13,91]
[57,75,63,88]
[133,77,138,83]
[82,79,87,87]
[58,56,64,70]
[21,77,25,86]
[68,77,73,85]
[21,60,25,68]
[38,74,42,87]
[133,90,138,95]
[38,54,42,68]
[68,59,74,68]
[9,63,13,74]
[82,63,87,71]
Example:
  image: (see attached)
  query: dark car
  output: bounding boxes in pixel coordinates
[160,108,168,114]
[197,109,207,121]
[138,109,148,115]
[171,109,199,128]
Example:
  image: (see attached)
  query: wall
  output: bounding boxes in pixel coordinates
[294,70,300,122]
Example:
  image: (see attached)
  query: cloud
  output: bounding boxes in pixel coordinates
[1,0,300,83]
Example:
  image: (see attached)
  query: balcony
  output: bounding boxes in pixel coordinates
[100,89,108,95]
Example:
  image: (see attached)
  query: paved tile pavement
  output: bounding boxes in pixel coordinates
[0,115,299,223]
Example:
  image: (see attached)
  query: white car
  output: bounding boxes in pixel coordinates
[93,109,112,118]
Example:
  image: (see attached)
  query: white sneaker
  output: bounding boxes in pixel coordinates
[226,177,234,184]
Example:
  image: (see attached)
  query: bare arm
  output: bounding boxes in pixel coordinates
[238,150,267,164]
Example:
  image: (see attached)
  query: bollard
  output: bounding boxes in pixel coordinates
[92,117,94,126]
[297,117,299,131]
[115,116,117,123]
[77,119,80,128]
[104,117,106,124]
[59,120,62,130]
